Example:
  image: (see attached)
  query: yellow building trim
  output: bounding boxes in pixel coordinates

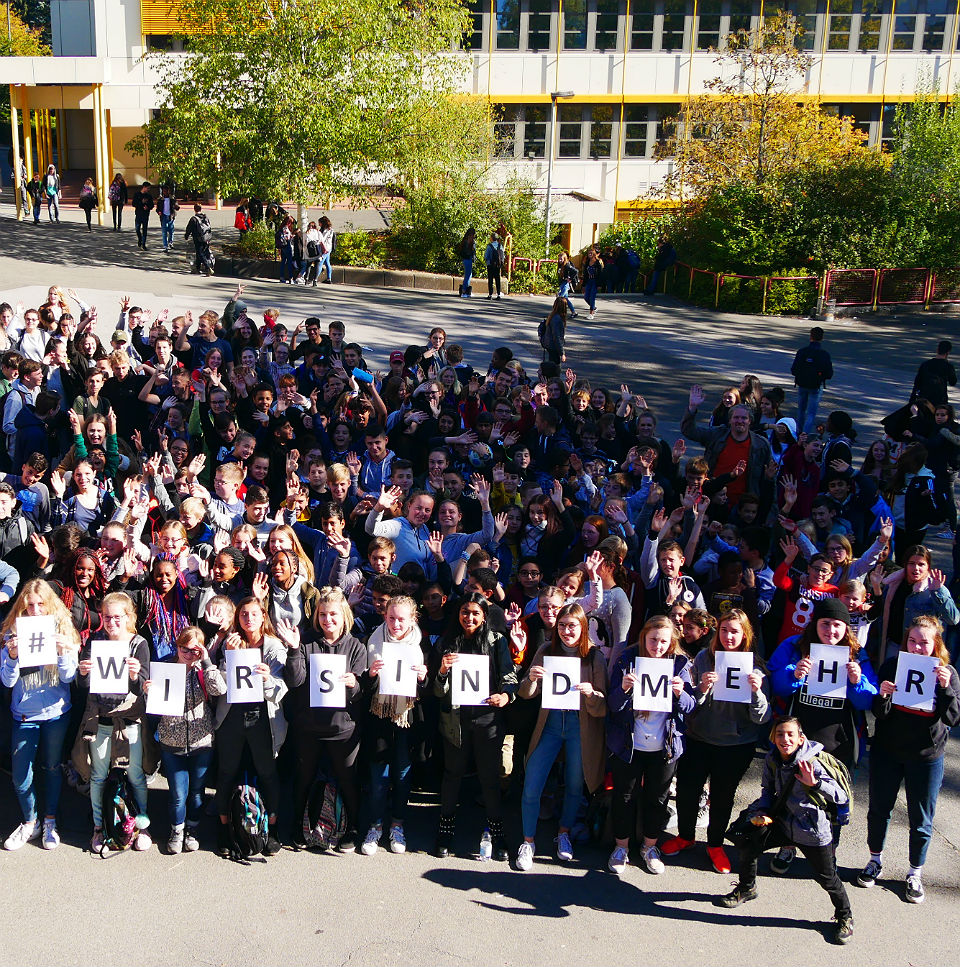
[488,93,940,105]
[140,0,192,34]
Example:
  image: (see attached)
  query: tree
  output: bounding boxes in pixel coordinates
[0,6,51,121]
[127,0,479,208]
[660,14,868,197]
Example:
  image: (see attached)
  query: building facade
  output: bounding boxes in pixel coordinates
[2,0,958,238]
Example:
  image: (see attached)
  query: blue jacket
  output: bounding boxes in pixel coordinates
[606,648,694,764]
[1,646,77,721]
[768,635,878,712]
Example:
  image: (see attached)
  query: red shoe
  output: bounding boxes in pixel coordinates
[660,836,696,856]
[707,845,732,874]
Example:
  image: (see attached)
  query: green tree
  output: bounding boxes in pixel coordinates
[127,0,477,209]
[661,14,868,197]
[0,6,51,121]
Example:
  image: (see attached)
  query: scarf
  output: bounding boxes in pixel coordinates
[366,623,423,728]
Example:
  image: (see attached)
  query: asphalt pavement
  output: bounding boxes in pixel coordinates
[1,211,959,967]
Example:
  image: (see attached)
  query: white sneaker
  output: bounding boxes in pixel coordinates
[641,845,665,875]
[388,825,406,854]
[556,831,573,862]
[133,829,152,852]
[361,825,381,856]
[41,819,60,850]
[4,821,39,851]
[516,841,534,871]
[183,826,200,852]
[608,845,629,876]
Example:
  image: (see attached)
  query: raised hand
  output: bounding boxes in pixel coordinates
[779,535,799,564]
[426,530,444,560]
[688,384,705,410]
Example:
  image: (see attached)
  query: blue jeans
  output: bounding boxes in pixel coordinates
[317,252,332,282]
[135,215,149,247]
[362,718,412,829]
[558,281,576,315]
[796,386,823,436]
[160,214,174,249]
[280,243,296,281]
[11,716,70,823]
[461,258,473,294]
[46,195,60,221]
[867,750,944,867]
[520,709,583,840]
[32,199,41,223]
[160,746,213,828]
[583,280,598,312]
[89,722,148,827]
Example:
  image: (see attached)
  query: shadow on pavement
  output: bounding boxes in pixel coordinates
[422,866,828,934]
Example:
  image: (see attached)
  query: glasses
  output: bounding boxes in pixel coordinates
[520,569,541,577]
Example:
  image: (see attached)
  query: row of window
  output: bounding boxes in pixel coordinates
[465,0,959,54]
[493,101,896,159]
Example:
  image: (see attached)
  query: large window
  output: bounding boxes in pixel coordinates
[590,104,614,156]
[558,104,584,155]
[523,106,547,158]
[493,103,628,159]
[462,0,486,49]
[495,0,520,47]
[696,0,756,49]
[595,0,620,48]
[622,105,650,157]
[527,0,553,49]
[776,0,822,50]
[629,0,691,50]
[563,0,589,47]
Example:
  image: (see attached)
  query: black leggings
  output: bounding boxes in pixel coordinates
[738,823,851,917]
[676,737,756,846]
[611,751,677,842]
[112,203,122,229]
[293,729,360,831]
[440,714,503,822]
[214,704,280,819]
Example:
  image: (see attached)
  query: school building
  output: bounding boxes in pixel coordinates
[1,0,957,241]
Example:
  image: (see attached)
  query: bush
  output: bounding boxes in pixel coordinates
[231,221,276,259]
[335,229,388,268]
[508,266,555,295]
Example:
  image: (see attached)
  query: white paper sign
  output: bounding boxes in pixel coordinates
[15,616,57,669]
[632,657,675,712]
[226,648,264,703]
[808,644,850,700]
[542,655,581,711]
[377,642,419,699]
[894,652,939,712]
[714,651,754,704]
[146,662,187,716]
[450,653,489,707]
[310,653,347,708]
[89,641,130,695]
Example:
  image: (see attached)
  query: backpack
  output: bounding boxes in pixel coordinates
[108,183,121,203]
[99,768,139,856]
[538,317,548,348]
[806,750,852,826]
[198,215,213,245]
[227,782,269,861]
[302,773,348,850]
[793,348,823,388]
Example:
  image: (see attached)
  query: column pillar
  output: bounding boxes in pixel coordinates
[9,86,22,220]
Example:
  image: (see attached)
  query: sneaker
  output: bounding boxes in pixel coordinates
[134,829,152,852]
[640,845,665,875]
[496,294,501,300]
[905,874,925,904]
[4,821,39,851]
[555,831,573,862]
[183,826,200,852]
[588,311,596,320]
[167,826,184,855]
[361,825,382,856]
[216,822,231,858]
[516,841,534,871]
[937,528,954,539]
[717,883,759,908]
[607,845,629,876]
[770,846,796,875]
[337,829,357,853]
[661,835,696,856]
[42,819,60,850]
[263,833,282,857]
[834,914,855,944]
[707,845,731,874]
[91,828,105,853]
[388,825,406,854]
[856,859,883,888]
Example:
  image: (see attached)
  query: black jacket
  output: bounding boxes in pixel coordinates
[133,191,155,217]
[791,342,833,389]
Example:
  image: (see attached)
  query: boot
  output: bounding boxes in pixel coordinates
[435,815,455,858]
[216,821,232,858]
[488,820,509,862]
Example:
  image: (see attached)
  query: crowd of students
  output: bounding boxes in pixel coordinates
[0,287,957,945]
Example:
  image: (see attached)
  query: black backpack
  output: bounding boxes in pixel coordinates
[227,782,269,862]
[198,215,213,245]
[538,317,548,347]
[793,348,823,388]
[99,768,139,856]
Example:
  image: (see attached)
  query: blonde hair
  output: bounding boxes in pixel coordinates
[636,615,683,658]
[328,463,352,486]
[159,519,189,542]
[386,595,419,619]
[101,592,138,634]
[0,579,81,684]
[179,497,206,519]
[215,462,244,485]
[312,586,354,637]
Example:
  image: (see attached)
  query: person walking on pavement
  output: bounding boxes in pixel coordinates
[184,204,214,276]
[791,326,834,436]
[912,341,957,407]
[26,172,43,225]
[484,233,506,300]
[108,174,128,231]
[458,228,476,298]
[78,178,97,231]
[41,165,61,224]
[133,183,155,250]
[157,187,180,253]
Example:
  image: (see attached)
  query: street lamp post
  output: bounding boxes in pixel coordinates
[544,90,574,258]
